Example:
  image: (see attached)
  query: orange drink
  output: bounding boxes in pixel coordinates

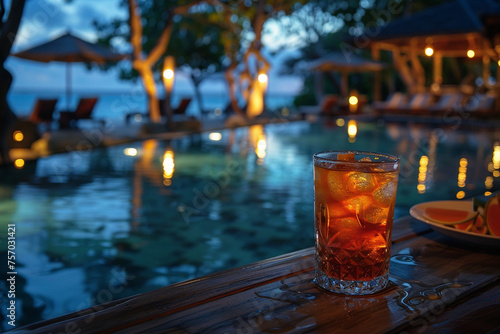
[313,151,399,295]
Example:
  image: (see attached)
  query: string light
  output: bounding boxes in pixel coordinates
[425,46,434,57]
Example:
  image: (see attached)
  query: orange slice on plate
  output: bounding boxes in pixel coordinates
[338,152,355,162]
[470,215,488,235]
[454,218,474,231]
[422,207,478,226]
[485,195,500,236]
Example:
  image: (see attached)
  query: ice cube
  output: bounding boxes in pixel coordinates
[373,172,398,186]
[373,181,397,207]
[358,157,372,162]
[334,216,361,229]
[327,201,351,219]
[326,170,352,201]
[362,204,389,225]
[343,195,374,215]
[346,172,376,193]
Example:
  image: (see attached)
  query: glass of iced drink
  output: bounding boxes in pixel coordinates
[313,151,399,295]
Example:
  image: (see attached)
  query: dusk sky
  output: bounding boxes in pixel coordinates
[7,0,302,96]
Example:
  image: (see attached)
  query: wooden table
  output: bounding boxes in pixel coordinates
[13,217,500,333]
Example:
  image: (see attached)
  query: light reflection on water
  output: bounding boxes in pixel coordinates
[0,120,499,328]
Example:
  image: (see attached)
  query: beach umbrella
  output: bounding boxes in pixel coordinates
[12,32,126,109]
[309,52,386,97]
[308,52,386,72]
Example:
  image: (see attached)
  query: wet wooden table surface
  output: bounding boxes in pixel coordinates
[14,216,500,333]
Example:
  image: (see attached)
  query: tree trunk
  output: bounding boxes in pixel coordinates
[0,68,16,163]
[242,0,270,119]
[225,65,245,117]
[190,73,205,116]
[128,0,175,124]
[137,63,160,122]
[0,0,26,164]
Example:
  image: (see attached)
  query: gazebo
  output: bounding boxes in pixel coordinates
[368,0,500,100]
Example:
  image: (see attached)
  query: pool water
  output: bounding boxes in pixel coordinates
[1,119,499,329]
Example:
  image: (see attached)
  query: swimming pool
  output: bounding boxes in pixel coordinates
[1,118,499,329]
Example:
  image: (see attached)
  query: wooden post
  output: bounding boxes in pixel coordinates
[341,72,348,98]
[483,54,490,85]
[409,38,425,91]
[314,72,324,102]
[433,52,442,85]
[372,44,382,102]
[392,46,416,93]
[497,61,500,84]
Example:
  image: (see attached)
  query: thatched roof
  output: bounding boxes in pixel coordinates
[373,0,500,45]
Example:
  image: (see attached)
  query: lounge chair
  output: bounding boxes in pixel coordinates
[59,97,98,128]
[319,95,338,116]
[159,97,192,116]
[372,92,406,114]
[173,98,192,115]
[463,94,496,118]
[399,92,433,114]
[74,97,98,121]
[428,93,463,114]
[29,98,58,130]
[125,97,194,125]
[215,101,246,118]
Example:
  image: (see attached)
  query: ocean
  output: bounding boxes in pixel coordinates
[7,91,296,121]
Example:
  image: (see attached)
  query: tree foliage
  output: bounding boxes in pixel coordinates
[95,0,308,117]
[0,0,26,164]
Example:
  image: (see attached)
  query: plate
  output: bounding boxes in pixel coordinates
[409,200,500,249]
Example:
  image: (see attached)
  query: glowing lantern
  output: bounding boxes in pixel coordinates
[14,159,25,169]
[13,130,24,142]
[163,69,174,80]
[124,148,138,156]
[209,132,222,141]
[162,56,176,125]
[258,73,268,83]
